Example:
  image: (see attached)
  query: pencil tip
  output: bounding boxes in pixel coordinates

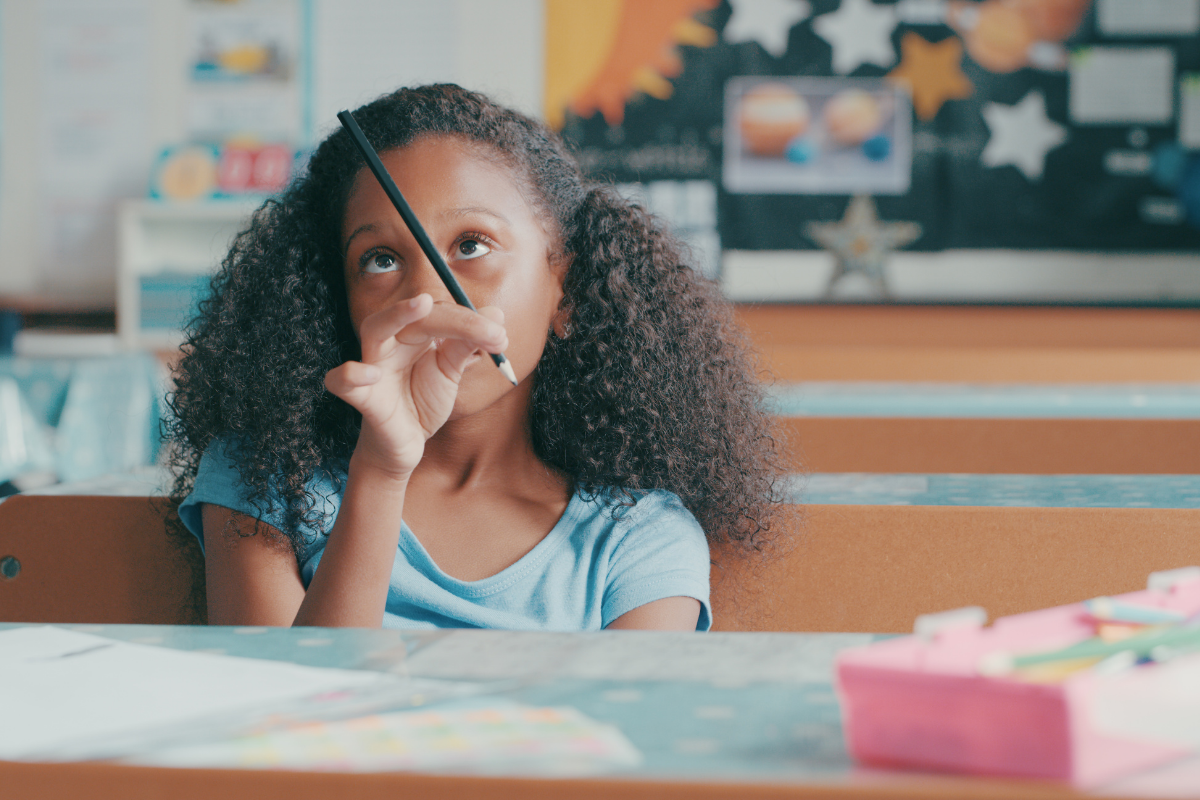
[498,359,518,386]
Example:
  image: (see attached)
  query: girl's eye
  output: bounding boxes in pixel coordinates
[453,237,491,260]
[362,251,399,273]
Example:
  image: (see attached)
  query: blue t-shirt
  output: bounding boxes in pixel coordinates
[177,442,712,631]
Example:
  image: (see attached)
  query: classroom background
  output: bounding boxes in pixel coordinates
[0,0,1198,489]
[6,2,1200,794]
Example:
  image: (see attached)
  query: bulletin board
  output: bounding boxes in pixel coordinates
[546,0,1200,260]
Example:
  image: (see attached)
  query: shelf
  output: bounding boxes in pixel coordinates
[117,200,257,350]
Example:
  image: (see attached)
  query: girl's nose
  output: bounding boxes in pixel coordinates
[407,258,455,303]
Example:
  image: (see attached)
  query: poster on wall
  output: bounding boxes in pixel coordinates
[39,0,151,297]
[724,77,912,194]
[546,0,1200,301]
[186,0,309,144]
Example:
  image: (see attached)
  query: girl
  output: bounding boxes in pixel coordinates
[166,84,784,631]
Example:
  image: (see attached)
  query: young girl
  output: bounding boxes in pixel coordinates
[166,84,784,631]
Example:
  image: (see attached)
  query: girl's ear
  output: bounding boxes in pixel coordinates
[550,302,573,339]
[548,248,573,339]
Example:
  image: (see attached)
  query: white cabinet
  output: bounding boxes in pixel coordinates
[117,200,258,350]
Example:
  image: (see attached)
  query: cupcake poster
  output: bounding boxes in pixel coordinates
[722,77,912,195]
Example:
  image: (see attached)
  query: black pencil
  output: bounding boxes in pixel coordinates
[337,110,519,387]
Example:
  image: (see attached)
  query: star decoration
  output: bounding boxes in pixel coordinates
[724,0,812,58]
[980,90,1068,181]
[806,196,922,297]
[813,0,898,74]
[887,32,973,120]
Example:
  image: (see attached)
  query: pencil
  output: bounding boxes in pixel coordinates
[337,110,519,386]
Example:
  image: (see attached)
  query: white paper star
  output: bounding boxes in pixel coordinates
[724,0,812,57]
[806,195,922,296]
[813,0,898,74]
[981,90,1068,181]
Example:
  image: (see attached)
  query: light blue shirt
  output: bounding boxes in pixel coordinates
[178,442,712,631]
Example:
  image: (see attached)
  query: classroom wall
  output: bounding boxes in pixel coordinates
[1,0,1197,306]
[0,0,543,302]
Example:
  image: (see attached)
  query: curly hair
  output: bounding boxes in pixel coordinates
[165,83,786,556]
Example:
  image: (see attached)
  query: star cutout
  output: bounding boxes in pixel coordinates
[887,32,973,120]
[981,90,1068,181]
[813,0,898,75]
[806,196,922,297]
[724,0,812,58]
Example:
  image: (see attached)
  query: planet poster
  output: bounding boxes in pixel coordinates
[724,77,912,194]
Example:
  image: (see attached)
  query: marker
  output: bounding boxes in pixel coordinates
[1084,596,1186,625]
[979,623,1200,676]
[337,110,519,387]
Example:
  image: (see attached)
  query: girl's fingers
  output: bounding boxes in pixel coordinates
[324,361,382,405]
[360,297,507,366]
[358,294,435,361]
[394,303,507,351]
[431,335,501,382]
[426,308,509,383]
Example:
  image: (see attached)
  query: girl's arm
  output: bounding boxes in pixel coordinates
[200,457,407,628]
[202,503,305,626]
[204,293,507,628]
[605,597,701,631]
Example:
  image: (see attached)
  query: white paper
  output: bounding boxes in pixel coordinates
[1097,0,1200,35]
[0,626,396,761]
[38,0,151,293]
[1070,47,1175,125]
[312,0,455,139]
[1181,75,1200,150]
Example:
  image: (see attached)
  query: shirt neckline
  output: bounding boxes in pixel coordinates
[397,488,585,597]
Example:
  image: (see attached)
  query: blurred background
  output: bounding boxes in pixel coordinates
[1,0,1199,497]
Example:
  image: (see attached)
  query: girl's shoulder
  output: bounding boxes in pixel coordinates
[572,486,708,553]
[178,436,342,550]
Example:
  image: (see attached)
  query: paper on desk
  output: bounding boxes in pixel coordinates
[0,626,472,761]
[131,701,642,776]
[1089,652,1200,751]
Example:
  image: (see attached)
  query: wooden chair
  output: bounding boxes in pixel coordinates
[3,494,1198,632]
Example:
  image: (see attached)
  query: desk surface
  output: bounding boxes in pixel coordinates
[29,470,1200,510]
[3,623,1199,800]
[798,473,1200,508]
[770,383,1200,419]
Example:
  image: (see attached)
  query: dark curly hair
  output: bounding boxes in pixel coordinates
[165,83,786,558]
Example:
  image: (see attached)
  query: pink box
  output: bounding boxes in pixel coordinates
[835,573,1200,788]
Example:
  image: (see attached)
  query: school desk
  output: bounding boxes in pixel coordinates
[3,621,1200,800]
[734,305,1200,474]
[3,481,1200,633]
[770,383,1200,474]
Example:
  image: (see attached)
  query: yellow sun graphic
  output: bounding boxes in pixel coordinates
[544,0,720,129]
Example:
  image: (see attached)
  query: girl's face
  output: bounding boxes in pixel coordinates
[340,135,564,419]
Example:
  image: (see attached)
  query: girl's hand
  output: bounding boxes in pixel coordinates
[323,293,508,478]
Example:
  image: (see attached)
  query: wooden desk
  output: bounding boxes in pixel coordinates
[3,623,1195,799]
[734,305,1200,473]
